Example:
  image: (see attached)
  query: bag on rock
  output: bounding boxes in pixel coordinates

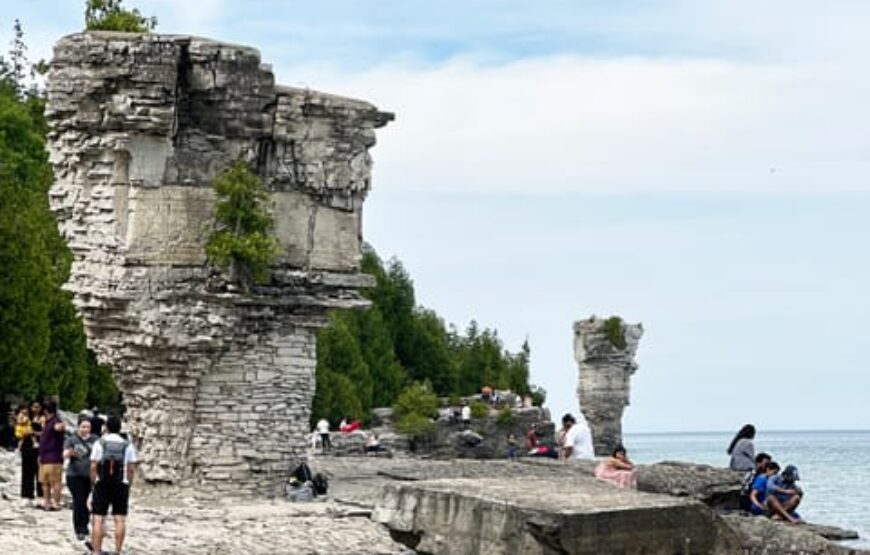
[312,473,328,496]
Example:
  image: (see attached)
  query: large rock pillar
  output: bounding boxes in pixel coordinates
[46,32,392,492]
[573,317,643,456]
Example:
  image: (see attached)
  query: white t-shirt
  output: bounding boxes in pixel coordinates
[90,433,138,484]
[563,423,594,460]
[316,419,330,434]
[461,406,471,421]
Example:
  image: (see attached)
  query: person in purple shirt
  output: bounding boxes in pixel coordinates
[37,401,66,510]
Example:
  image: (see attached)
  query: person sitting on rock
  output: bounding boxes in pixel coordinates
[560,413,594,460]
[766,464,803,524]
[364,433,386,455]
[749,460,779,516]
[740,452,772,512]
[728,424,757,472]
[594,444,637,488]
[526,424,538,450]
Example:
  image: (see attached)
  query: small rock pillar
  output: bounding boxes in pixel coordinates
[573,317,643,456]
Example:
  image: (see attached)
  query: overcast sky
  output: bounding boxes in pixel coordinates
[3,1,868,432]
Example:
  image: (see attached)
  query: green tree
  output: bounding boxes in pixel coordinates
[311,315,372,426]
[0,84,54,400]
[85,0,157,32]
[205,160,278,287]
[0,21,118,410]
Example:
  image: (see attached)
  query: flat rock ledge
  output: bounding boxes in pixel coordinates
[372,476,720,555]
[1,452,865,554]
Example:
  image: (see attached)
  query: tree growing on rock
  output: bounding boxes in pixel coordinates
[205,160,278,288]
[85,0,157,33]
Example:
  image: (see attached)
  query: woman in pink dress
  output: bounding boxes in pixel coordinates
[594,444,637,489]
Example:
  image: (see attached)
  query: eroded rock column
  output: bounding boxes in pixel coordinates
[46,31,391,491]
[573,317,643,456]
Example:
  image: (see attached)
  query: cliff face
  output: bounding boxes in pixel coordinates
[46,32,391,492]
[573,317,643,456]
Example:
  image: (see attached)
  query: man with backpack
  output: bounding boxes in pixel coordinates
[88,415,137,555]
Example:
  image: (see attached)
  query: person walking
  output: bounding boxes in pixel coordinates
[64,416,96,540]
[89,415,138,555]
[38,401,66,510]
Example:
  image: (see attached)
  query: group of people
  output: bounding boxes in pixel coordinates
[312,417,386,455]
[729,424,804,524]
[523,413,637,488]
[13,400,138,553]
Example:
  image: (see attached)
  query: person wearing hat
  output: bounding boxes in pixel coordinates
[766,464,803,523]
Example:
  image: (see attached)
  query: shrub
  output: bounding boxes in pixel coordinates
[205,161,278,287]
[395,412,435,438]
[529,385,546,407]
[393,382,439,421]
[470,400,490,419]
[447,393,461,407]
[603,316,627,350]
[497,407,515,426]
[85,0,157,32]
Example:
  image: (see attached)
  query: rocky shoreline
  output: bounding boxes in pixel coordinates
[0,450,865,554]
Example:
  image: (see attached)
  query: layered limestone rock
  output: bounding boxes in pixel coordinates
[45,32,392,491]
[372,476,723,555]
[573,316,643,456]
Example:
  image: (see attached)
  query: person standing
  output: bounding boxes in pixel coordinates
[14,405,39,505]
[727,424,757,471]
[89,415,138,555]
[64,417,96,540]
[561,413,594,460]
[461,404,471,429]
[38,401,66,510]
[316,418,331,452]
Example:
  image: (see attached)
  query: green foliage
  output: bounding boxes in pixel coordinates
[0,22,120,411]
[310,244,542,426]
[529,385,547,407]
[393,382,439,421]
[603,316,627,350]
[447,394,461,407]
[393,382,438,445]
[205,161,278,286]
[469,400,490,419]
[497,407,515,426]
[85,0,156,32]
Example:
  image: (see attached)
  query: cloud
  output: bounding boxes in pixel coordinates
[279,55,870,195]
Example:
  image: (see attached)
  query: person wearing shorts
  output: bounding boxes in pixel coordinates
[89,415,137,555]
[38,401,65,510]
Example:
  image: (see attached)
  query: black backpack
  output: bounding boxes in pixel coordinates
[98,438,128,485]
[312,473,328,496]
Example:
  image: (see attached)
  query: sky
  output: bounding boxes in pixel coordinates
[2,1,868,433]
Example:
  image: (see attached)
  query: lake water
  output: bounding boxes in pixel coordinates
[624,429,870,548]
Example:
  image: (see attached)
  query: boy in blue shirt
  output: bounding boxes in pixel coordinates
[749,461,779,515]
